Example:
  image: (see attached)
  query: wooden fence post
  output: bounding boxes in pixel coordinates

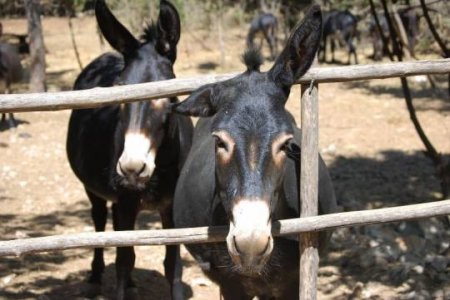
[300,82,319,299]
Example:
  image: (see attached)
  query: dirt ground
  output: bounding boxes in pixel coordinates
[1,15,450,300]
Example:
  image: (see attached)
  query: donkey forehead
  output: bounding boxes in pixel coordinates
[120,43,174,84]
[214,72,287,111]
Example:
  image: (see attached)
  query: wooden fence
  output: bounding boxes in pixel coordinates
[1,58,450,299]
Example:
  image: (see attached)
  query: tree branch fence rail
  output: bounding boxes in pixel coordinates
[0,59,449,112]
[1,59,450,299]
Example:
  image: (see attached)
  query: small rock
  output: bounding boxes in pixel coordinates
[15,230,29,239]
[369,240,379,248]
[427,255,448,272]
[192,277,211,287]
[0,274,16,287]
[412,265,424,274]
[321,144,336,155]
[18,132,32,139]
[348,282,365,300]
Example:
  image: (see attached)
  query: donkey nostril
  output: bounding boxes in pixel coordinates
[118,162,126,175]
[233,236,242,254]
[257,237,271,256]
[137,162,146,176]
[118,160,146,176]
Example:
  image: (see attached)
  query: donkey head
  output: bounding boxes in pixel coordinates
[96,0,180,190]
[173,6,322,275]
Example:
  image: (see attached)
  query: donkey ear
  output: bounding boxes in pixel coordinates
[268,5,322,88]
[171,85,216,117]
[95,0,139,57]
[156,0,181,62]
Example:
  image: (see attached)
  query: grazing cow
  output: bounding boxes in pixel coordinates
[247,12,278,61]
[319,9,358,64]
[66,1,192,299]
[0,22,24,129]
[172,6,337,299]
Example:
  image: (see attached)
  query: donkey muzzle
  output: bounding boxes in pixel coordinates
[226,198,273,274]
[116,133,156,181]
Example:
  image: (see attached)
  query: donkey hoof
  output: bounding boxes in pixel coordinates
[124,287,140,300]
[83,283,102,299]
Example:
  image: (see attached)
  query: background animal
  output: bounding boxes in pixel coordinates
[246,12,278,61]
[368,14,389,61]
[368,9,420,61]
[0,21,24,129]
[66,1,192,299]
[319,9,359,64]
[172,6,337,299]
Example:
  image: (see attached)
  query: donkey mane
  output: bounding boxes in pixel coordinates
[140,22,158,43]
[242,48,263,72]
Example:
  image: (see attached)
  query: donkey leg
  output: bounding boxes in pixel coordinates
[322,37,327,62]
[8,113,17,128]
[112,197,139,300]
[85,189,108,298]
[160,204,184,300]
[4,83,16,129]
[331,39,336,63]
[347,38,357,65]
[263,29,276,61]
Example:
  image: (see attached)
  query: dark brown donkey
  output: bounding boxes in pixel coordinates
[247,12,278,61]
[66,1,192,299]
[0,21,24,128]
[172,5,337,299]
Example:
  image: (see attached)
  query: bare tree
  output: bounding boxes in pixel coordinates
[25,0,46,92]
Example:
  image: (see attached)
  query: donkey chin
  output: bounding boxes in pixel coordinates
[114,173,151,191]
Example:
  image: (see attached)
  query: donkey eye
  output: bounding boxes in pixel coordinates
[279,140,290,153]
[214,136,228,151]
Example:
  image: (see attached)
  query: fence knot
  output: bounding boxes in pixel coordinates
[309,79,315,95]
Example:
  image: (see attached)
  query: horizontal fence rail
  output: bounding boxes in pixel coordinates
[0,59,449,113]
[1,199,449,257]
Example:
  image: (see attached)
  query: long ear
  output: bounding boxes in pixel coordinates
[156,0,181,62]
[95,0,139,57]
[268,5,322,88]
[171,85,216,117]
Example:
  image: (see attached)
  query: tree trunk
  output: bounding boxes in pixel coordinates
[25,0,46,92]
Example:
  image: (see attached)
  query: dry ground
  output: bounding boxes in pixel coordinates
[0,15,450,300]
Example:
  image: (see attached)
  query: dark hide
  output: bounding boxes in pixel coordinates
[247,13,278,61]
[172,6,337,299]
[319,9,359,64]
[368,14,389,61]
[0,41,24,128]
[368,9,420,61]
[66,1,192,299]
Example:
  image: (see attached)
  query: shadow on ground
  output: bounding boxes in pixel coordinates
[1,149,449,299]
[343,79,450,113]
[0,263,193,300]
[320,149,450,299]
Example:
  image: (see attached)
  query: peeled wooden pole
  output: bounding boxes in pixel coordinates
[1,199,450,257]
[299,82,319,300]
[0,59,449,113]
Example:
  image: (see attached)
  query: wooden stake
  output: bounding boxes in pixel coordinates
[300,82,319,300]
